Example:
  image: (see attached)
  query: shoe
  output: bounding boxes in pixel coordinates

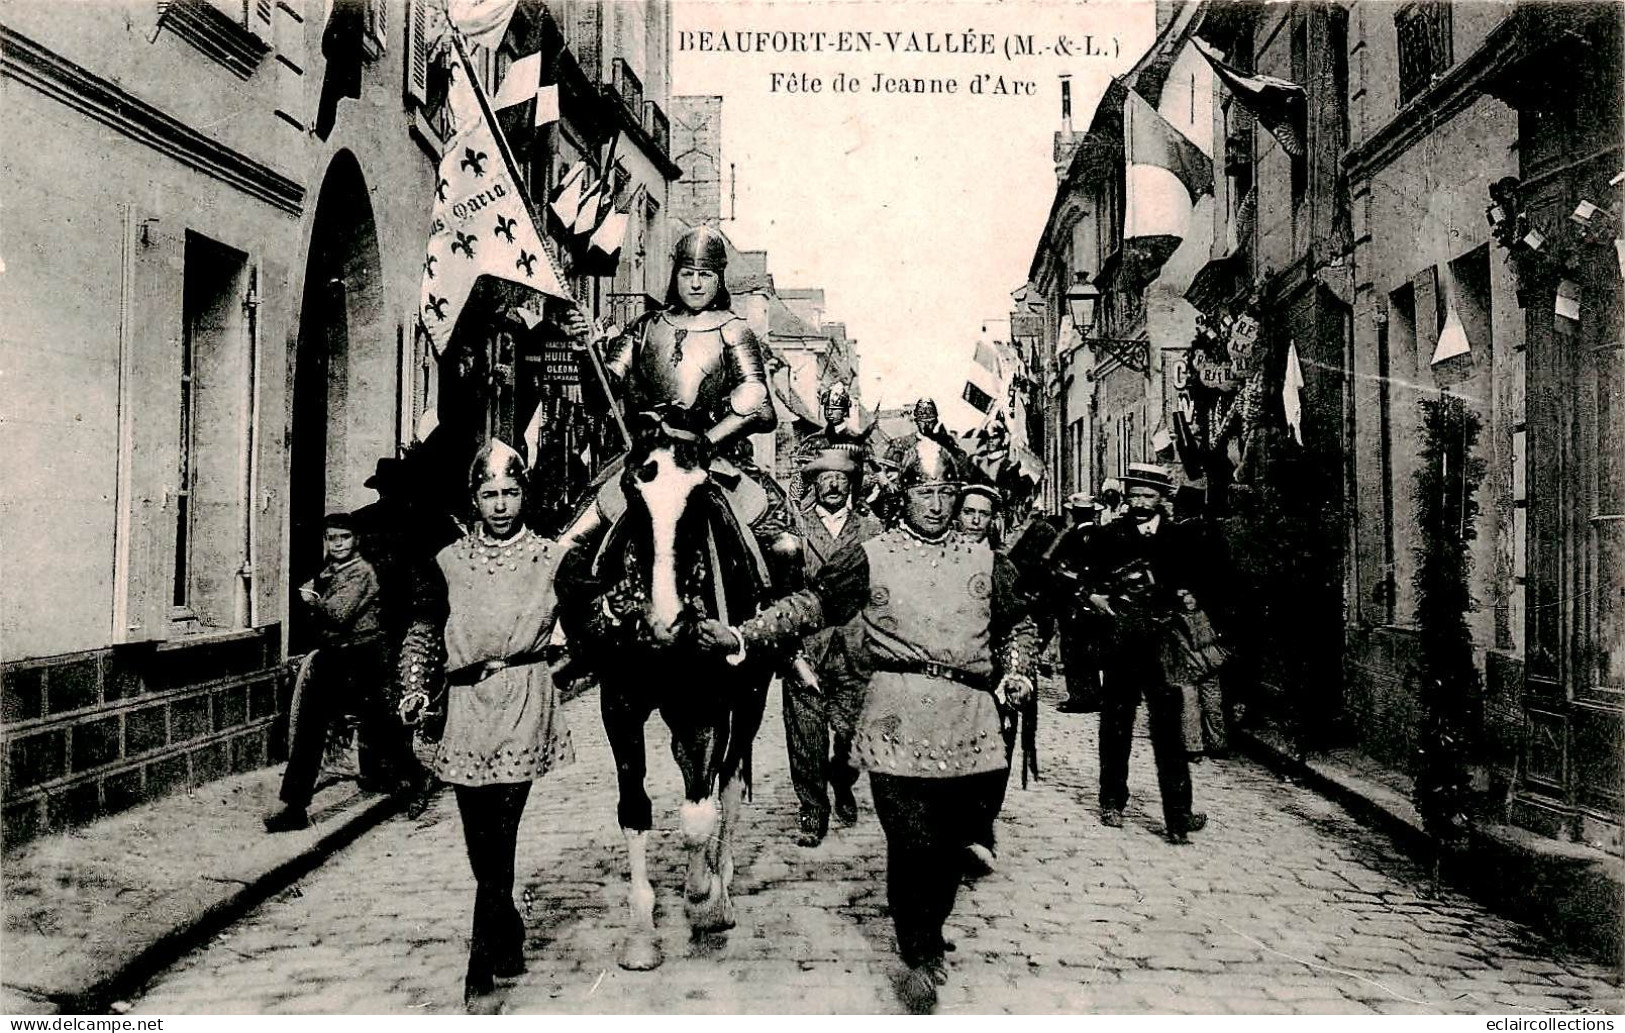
[923,957,949,986]
[963,843,996,878]
[1187,812,1207,833]
[404,780,439,820]
[795,813,827,847]
[463,978,501,1015]
[1100,808,1124,828]
[831,786,858,827]
[1167,831,1191,846]
[263,805,310,833]
[492,953,527,979]
[896,966,939,1013]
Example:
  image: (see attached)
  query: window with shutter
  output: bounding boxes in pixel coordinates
[364,0,386,59]
[404,0,429,105]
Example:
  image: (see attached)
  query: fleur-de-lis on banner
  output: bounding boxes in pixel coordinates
[451,231,477,258]
[494,215,516,244]
[424,294,449,321]
[516,250,537,276]
[461,148,488,177]
[423,254,437,279]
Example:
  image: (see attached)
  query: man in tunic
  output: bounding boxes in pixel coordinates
[785,447,884,846]
[690,439,1038,1012]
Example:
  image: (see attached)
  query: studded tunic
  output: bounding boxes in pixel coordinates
[739,527,1038,779]
[431,529,575,786]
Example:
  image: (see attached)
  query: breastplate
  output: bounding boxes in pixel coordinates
[626,312,737,419]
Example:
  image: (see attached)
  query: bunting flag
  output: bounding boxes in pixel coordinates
[548,160,590,231]
[1431,265,1471,365]
[446,0,518,50]
[1125,90,1213,206]
[962,381,995,414]
[418,39,570,356]
[571,134,621,238]
[589,184,644,260]
[1283,340,1305,445]
[1123,89,1212,274]
[972,339,1002,374]
[315,0,364,140]
[492,52,560,143]
[1191,37,1306,158]
[520,399,546,470]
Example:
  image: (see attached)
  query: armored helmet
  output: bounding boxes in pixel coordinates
[469,438,528,495]
[671,225,729,273]
[912,397,939,424]
[898,438,963,491]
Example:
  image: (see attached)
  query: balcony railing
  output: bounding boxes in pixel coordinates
[643,100,670,156]
[610,57,643,121]
[1396,0,1453,105]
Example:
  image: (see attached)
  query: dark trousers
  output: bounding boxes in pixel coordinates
[972,708,1026,851]
[279,641,420,808]
[1098,663,1194,835]
[782,654,863,827]
[870,770,1005,968]
[454,781,532,986]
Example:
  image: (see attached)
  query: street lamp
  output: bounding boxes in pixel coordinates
[1066,274,1101,333]
[1064,272,1149,375]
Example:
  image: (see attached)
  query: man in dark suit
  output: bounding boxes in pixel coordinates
[784,447,884,845]
[1083,464,1208,845]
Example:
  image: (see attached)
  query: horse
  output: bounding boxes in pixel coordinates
[555,412,775,971]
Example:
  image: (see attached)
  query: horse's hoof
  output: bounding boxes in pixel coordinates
[685,878,736,933]
[617,932,663,971]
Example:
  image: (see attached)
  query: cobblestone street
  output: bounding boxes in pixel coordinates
[128,680,1622,1015]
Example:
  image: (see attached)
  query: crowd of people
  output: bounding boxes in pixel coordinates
[261,227,1237,1014]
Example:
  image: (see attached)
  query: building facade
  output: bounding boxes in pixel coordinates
[1030,0,1622,855]
[1,0,681,844]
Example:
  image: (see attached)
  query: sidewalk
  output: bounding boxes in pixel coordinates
[1,765,408,1014]
[1237,726,1624,971]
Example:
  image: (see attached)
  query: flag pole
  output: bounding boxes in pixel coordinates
[448,32,631,452]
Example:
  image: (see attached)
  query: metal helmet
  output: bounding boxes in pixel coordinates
[898,438,963,491]
[671,225,729,273]
[819,380,851,409]
[912,398,939,423]
[468,438,528,495]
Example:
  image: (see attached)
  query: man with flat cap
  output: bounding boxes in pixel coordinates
[1079,463,1207,845]
[783,446,884,845]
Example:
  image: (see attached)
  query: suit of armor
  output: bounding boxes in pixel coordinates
[600,308,776,451]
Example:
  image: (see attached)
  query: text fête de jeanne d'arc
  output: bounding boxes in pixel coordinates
[678,27,1123,99]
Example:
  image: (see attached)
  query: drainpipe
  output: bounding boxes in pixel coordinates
[241,271,262,629]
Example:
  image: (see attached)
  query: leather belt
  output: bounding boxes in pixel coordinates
[873,659,990,692]
[446,651,548,686]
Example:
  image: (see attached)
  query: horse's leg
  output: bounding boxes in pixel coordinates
[711,672,770,931]
[668,723,720,905]
[602,685,662,971]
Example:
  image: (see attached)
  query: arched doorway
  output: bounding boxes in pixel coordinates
[289,151,382,651]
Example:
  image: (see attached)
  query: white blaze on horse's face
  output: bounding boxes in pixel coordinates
[632,445,709,642]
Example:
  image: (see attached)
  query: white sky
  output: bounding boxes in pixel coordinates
[670,0,1155,425]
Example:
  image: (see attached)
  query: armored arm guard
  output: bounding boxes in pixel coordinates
[598,317,644,389]
[738,539,870,655]
[706,322,778,447]
[395,557,449,738]
[991,554,1040,685]
[739,590,827,656]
